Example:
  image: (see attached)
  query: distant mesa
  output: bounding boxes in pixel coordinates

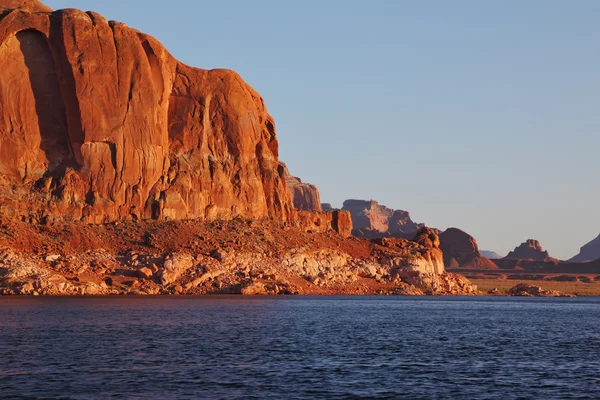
[505,239,556,262]
[439,228,498,269]
[569,234,600,263]
[279,162,322,212]
[341,199,425,239]
[480,250,502,259]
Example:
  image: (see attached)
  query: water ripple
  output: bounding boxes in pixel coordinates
[0,296,599,399]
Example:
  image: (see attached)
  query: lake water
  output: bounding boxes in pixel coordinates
[0,296,599,399]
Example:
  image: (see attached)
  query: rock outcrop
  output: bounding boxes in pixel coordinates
[439,228,498,269]
[508,283,574,297]
[296,210,353,238]
[279,162,322,212]
[569,234,600,263]
[505,240,555,262]
[0,1,294,223]
[342,199,425,239]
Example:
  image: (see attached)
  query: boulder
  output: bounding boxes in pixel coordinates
[439,228,498,269]
[136,267,154,279]
[241,282,268,295]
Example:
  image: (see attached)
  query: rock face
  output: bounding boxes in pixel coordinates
[569,234,600,262]
[0,1,294,223]
[505,240,554,261]
[342,199,424,238]
[279,162,321,212]
[296,210,353,238]
[0,0,51,12]
[439,228,498,269]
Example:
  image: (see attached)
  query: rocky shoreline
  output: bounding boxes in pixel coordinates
[0,218,578,298]
[0,218,479,297]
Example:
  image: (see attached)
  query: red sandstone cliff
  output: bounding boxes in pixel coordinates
[0,0,294,223]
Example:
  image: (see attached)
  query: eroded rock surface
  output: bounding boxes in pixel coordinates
[0,1,293,223]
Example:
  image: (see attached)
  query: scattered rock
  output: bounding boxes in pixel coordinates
[508,283,575,297]
[136,267,154,280]
[45,255,61,263]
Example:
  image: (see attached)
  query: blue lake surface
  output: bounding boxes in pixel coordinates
[0,296,599,399]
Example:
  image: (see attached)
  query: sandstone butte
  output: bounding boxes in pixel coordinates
[438,228,498,270]
[0,0,484,296]
[0,0,306,225]
[505,239,556,262]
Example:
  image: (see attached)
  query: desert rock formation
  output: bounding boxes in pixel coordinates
[439,228,498,269]
[342,199,425,239]
[505,240,555,262]
[569,234,600,262]
[0,0,293,223]
[279,162,322,212]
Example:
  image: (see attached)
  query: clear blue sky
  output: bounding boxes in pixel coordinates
[45,0,600,260]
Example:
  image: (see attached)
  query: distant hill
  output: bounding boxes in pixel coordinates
[569,234,600,262]
[480,250,502,259]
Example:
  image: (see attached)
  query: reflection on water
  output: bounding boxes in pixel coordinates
[1,296,599,399]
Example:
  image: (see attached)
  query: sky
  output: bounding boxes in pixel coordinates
[45,0,600,260]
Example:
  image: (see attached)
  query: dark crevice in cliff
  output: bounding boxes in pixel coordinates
[48,12,85,168]
[17,29,73,177]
